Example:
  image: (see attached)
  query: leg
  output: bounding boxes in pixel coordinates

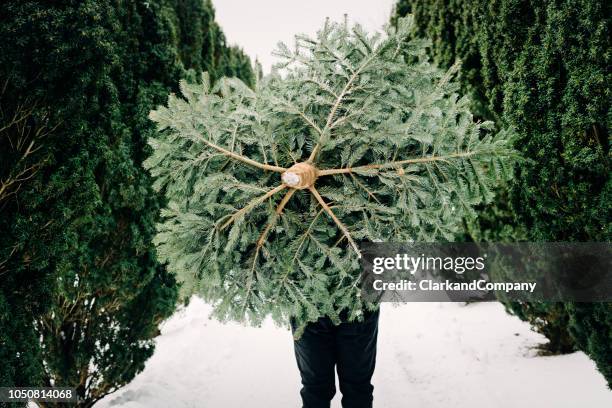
[292,317,337,408]
[335,308,379,408]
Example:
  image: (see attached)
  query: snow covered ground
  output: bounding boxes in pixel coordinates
[98,298,611,408]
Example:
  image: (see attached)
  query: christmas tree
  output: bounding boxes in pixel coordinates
[145,16,517,335]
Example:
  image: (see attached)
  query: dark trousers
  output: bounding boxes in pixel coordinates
[291,309,379,408]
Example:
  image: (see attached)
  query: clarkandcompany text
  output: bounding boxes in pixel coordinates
[372,279,537,293]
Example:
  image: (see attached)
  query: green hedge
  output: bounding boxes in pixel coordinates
[0,0,252,404]
[393,0,610,386]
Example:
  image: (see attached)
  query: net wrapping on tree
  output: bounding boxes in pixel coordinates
[145,16,517,335]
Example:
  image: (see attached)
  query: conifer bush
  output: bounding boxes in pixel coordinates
[0,0,253,403]
[146,17,517,335]
[393,0,611,386]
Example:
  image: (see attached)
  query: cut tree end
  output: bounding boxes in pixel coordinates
[282,162,318,189]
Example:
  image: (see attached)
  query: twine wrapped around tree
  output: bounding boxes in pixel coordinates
[145,16,518,335]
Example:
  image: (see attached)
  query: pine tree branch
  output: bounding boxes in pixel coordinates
[220,184,286,230]
[321,43,356,75]
[256,188,296,249]
[349,173,381,203]
[196,132,287,172]
[317,151,478,176]
[242,251,259,315]
[291,208,325,263]
[308,186,360,256]
[308,53,378,162]
[274,97,323,136]
[304,77,339,99]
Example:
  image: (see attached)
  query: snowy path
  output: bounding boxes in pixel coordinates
[98,298,611,408]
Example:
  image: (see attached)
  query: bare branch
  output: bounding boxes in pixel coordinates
[308,186,360,256]
[194,131,286,173]
[317,151,476,176]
